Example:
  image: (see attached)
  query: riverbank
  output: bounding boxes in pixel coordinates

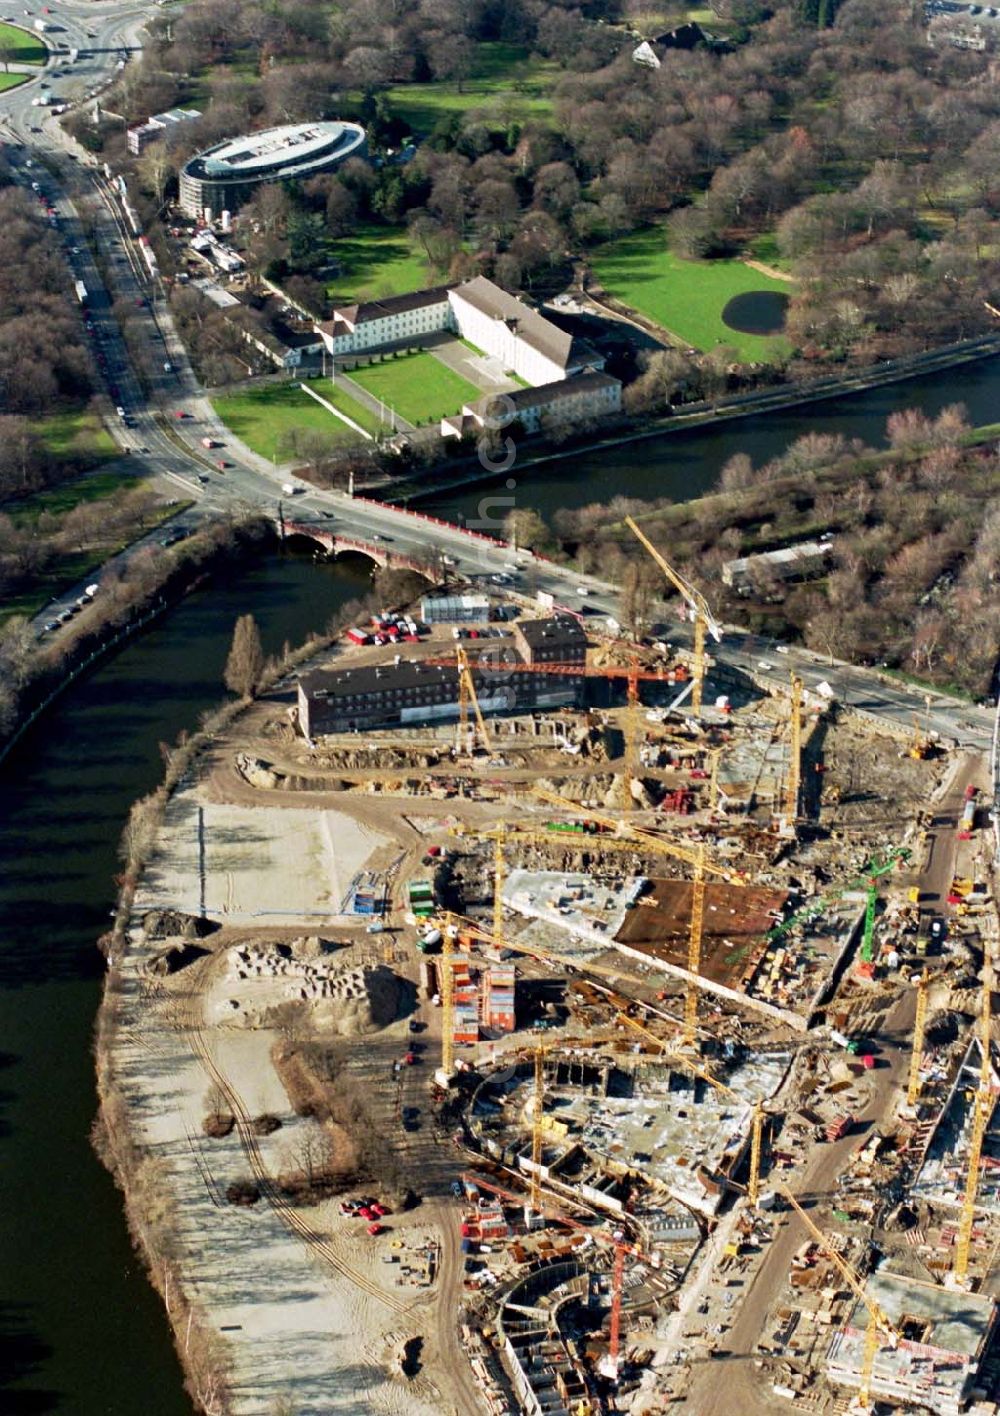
[0,514,274,767]
[93,605,462,1414]
[382,332,1000,505]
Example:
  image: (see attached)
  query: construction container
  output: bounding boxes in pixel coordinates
[344,628,369,646]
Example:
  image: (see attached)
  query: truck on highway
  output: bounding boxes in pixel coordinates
[74,279,87,305]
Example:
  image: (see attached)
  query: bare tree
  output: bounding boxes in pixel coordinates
[224,613,265,699]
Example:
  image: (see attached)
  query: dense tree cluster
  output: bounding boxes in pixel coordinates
[0,186,93,417]
[554,406,1000,695]
[77,0,1000,367]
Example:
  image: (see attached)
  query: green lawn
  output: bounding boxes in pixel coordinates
[326,224,435,304]
[348,351,480,425]
[0,70,28,90]
[8,468,142,526]
[211,381,372,461]
[591,226,795,362]
[300,377,383,436]
[371,42,557,136]
[38,405,118,461]
[0,21,46,64]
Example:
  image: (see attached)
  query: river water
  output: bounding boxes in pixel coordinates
[0,357,998,1413]
[0,552,371,1415]
[426,353,1000,524]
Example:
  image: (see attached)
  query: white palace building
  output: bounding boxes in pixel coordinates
[315,275,621,435]
[316,276,603,384]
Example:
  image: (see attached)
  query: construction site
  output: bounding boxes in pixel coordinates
[114,517,1000,1416]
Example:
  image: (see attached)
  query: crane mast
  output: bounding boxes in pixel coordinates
[954,961,994,1285]
[779,1185,898,1411]
[624,514,721,715]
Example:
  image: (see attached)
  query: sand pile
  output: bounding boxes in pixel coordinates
[314,965,406,1037]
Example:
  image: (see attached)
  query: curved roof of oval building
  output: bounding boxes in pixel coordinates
[184,121,366,184]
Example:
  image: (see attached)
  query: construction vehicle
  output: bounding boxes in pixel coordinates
[908,694,934,759]
[957,788,977,841]
[625,515,722,715]
[616,1011,766,1205]
[779,1186,900,1412]
[954,957,995,1286]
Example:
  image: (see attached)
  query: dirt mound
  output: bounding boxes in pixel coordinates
[148,941,210,975]
[142,909,217,941]
[314,966,409,1037]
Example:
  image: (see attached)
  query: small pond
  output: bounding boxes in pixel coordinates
[721,290,790,335]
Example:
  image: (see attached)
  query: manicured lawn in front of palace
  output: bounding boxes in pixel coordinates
[347,350,481,426]
[591,226,795,361]
[211,381,373,462]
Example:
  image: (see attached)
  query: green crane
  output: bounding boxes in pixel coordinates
[770,847,911,963]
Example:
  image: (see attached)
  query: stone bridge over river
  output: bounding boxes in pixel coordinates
[278,517,446,581]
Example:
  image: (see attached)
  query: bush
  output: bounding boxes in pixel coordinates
[226,1179,261,1206]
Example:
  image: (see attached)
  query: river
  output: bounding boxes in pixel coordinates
[0,551,372,1415]
[1,354,998,1413]
[426,353,1000,524]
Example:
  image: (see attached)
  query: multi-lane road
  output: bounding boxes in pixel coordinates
[2,3,996,761]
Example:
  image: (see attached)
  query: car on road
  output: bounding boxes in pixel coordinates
[162,361,172,373]
[372,532,393,542]
[757,660,774,670]
[215,459,229,470]
[115,405,126,419]
[43,620,59,633]
[366,1222,384,1236]
[197,473,210,484]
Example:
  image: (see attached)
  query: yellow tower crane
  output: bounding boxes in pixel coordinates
[493,831,505,944]
[529,783,737,1045]
[617,1011,766,1205]
[625,515,722,715]
[530,1040,548,1212]
[906,969,946,1108]
[780,674,804,838]
[779,1185,899,1412]
[954,959,994,1286]
[439,915,457,1081]
[455,644,493,758]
